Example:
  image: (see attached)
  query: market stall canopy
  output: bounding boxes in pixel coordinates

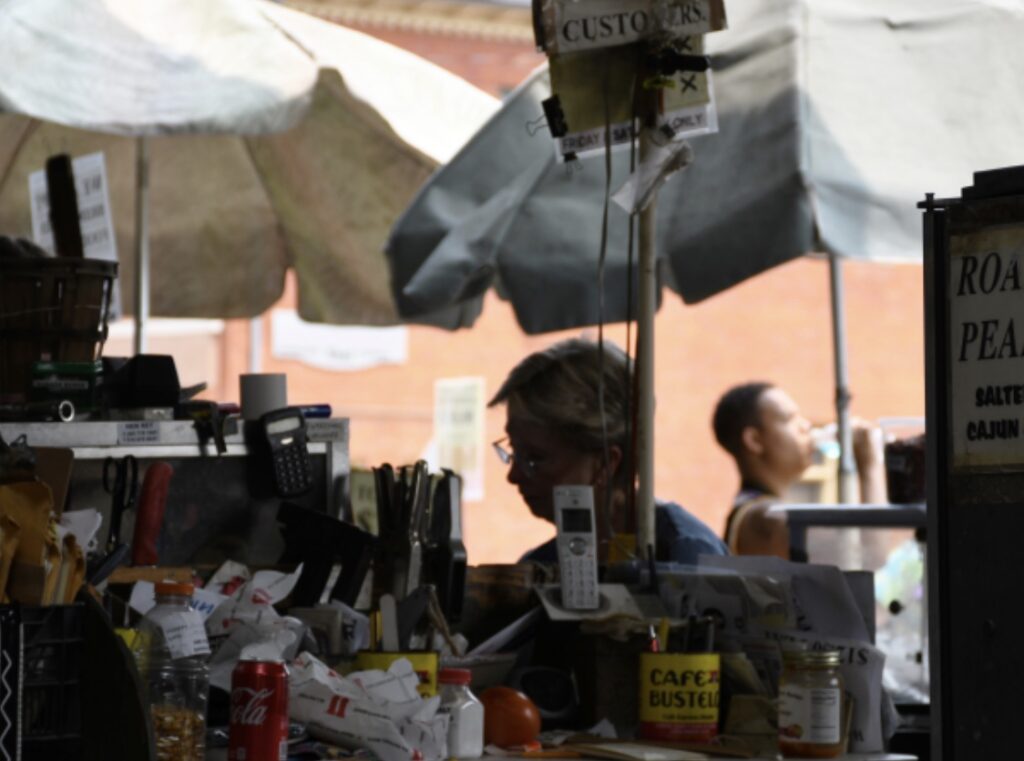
[0,0,315,135]
[0,1,499,324]
[387,0,1024,333]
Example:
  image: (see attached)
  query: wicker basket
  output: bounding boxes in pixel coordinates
[0,257,117,402]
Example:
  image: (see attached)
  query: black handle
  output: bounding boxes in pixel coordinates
[45,154,85,259]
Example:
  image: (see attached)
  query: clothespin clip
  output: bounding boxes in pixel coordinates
[541,95,569,138]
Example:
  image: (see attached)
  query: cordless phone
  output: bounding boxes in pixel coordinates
[260,407,313,497]
[553,485,600,610]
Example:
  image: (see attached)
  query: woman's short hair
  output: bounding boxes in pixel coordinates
[489,338,632,454]
[712,381,774,456]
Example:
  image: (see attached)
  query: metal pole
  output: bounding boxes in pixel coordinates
[635,126,657,561]
[249,317,263,372]
[133,136,149,356]
[828,251,856,503]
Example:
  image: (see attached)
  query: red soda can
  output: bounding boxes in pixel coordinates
[229,659,289,761]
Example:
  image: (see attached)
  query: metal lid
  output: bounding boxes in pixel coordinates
[782,648,841,667]
[438,667,472,685]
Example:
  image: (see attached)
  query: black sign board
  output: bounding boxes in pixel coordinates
[922,165,1024,758]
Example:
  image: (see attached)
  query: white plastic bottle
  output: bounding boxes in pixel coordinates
[131,581,211,761]
[438,668,485,758]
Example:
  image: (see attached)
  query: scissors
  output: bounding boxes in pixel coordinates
[103,454,138,552]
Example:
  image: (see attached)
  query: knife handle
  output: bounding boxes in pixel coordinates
[45,154,85,259]
[132,461,173,566]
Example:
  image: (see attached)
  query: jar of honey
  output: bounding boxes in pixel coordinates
[777,649,845,758]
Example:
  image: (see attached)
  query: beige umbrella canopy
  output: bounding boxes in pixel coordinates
[0,1,498,326]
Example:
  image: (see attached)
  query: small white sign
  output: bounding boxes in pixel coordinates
[271,310,407,371]
[434,377,485,501]
[28,151,121,316]
[559,100,717,160]
[549,0,723,54]
[949,222,1024,468]
[117,421,161,445]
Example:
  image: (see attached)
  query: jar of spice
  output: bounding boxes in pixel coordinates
[777,649,845,758]
[438,668,484,758]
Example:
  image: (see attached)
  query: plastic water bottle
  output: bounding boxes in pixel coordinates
[132,581,211,761]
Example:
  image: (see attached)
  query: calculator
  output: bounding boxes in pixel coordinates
[260,407,314,497]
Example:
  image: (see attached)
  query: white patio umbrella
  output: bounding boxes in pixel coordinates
[387,0,1024,505]
[0,0,499,350]
[0,0,318,353]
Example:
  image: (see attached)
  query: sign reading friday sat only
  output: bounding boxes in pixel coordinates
[949,221,1024,468]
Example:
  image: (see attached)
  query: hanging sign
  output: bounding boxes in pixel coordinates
[949,218,1024,469]
[28,151,121,317]
[550,37,717,160]
[271,310,408,371]
[535,0,726,55]
[433,377,485,501]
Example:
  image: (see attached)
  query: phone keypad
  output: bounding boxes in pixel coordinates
[560,553,599,609]
[274,444,313,496]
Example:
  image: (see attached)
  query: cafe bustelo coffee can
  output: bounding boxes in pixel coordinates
[229,659,289,761]
[637,652,721,743]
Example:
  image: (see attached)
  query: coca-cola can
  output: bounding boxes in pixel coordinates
[229,659,289,761]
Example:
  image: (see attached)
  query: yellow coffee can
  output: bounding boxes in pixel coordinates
[637,652,721,743]
[353,651,439,697]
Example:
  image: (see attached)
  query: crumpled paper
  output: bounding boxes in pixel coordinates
[289,653,449,761]
[205,563,308,690]
[208,617,304,691]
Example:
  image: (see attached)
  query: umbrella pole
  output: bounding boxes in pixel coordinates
[635,125,658,562]
[828,251,856,502]
[249,317,264,372]
[133,136,150,355]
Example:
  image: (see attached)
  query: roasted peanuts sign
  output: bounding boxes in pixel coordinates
[949,219,1024,468]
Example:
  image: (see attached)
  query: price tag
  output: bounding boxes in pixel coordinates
[117,421,160,445]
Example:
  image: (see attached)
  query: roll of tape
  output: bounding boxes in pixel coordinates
[240,373,288,420]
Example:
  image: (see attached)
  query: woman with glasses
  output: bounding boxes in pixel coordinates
[489,338,727,564]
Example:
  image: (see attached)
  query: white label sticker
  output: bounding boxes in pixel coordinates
[307,419,347,443]
[117,421,160,445]
[158,611,212,659]
[778,685,841,745]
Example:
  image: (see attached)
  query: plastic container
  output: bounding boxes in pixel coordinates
[18,604,84,761]
[778,649,845,758]
[880,417,926,504]
[637,652,720,744]
[131,581,211,761]
[438,667,484,758]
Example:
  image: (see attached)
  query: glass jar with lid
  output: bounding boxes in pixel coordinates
[777,649,845,758]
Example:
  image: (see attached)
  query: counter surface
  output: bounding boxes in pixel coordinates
[206,752,915,760]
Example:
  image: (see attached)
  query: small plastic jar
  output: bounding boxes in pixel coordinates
[778,649,845,758]
[438,668,484,758]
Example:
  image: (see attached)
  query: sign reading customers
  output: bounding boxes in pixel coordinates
[950,221,1024,468]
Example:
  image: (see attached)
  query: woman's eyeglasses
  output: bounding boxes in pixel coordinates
[492,437,540,479]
